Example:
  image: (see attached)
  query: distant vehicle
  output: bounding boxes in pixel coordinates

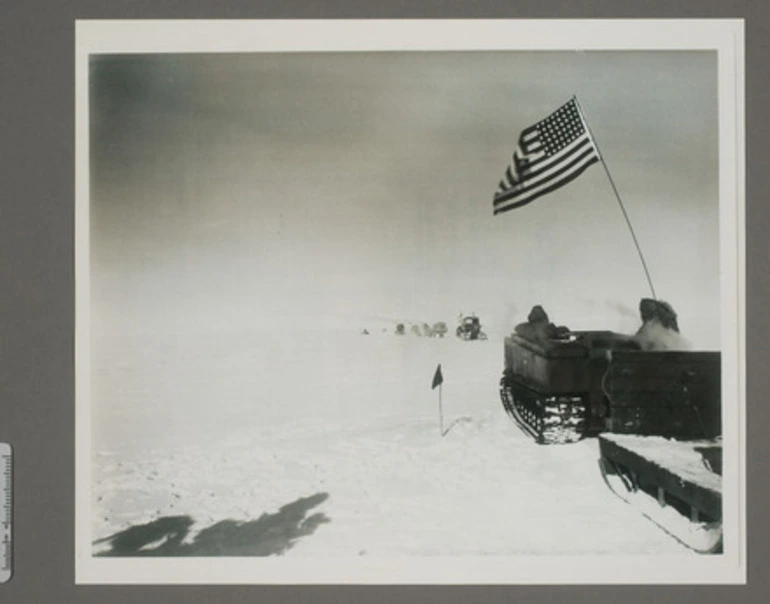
[431,322,448,338]
[456,315,487,341]
[395,323,406,336]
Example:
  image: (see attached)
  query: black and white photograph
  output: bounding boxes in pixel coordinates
[74,20,745,584]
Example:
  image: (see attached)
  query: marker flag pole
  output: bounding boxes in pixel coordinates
[439,383,444,436]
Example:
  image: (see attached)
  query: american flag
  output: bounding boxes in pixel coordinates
[493,98,600,215]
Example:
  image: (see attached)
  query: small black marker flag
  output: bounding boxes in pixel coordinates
[431,364,443,390]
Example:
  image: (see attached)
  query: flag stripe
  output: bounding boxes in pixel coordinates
[494,149,599,209]
[518,145,545,163]
[520,123,539,140]
[494,142,598,203]
[506,129,594,180]
[494,140,598,204]
[497,135,595,197]
[494,155,599,214]
[505,165,517,187]
[520,134,594,176]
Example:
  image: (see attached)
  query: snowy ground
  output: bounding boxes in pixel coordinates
[90,329,693,557]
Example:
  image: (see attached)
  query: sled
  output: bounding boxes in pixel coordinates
[598,433,722,554]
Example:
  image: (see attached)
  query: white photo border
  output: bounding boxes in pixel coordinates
[75,19,745,584]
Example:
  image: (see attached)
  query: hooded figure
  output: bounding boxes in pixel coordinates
[637,298,679,332]
[514,305,570,343]
[634,298,689,350]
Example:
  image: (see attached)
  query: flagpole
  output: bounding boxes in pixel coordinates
[573,96,657,300]
[438,383,444,437]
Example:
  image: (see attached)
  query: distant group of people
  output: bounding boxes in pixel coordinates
[393,322,448,337]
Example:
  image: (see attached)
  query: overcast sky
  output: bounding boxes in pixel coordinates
[88,50,720,347]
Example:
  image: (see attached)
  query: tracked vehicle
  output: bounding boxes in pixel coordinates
[456,315,487,341]
[499,320,723,552]
[499,330,720,444]
[500,330,628,443]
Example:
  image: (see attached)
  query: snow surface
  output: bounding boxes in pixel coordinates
[90,329,695,557]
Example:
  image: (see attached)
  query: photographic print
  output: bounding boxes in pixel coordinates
[75,20,745,584]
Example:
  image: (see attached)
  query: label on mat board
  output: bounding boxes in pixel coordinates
[0,443,11,583]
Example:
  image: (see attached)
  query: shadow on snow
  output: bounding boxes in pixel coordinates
[94,492,330,556]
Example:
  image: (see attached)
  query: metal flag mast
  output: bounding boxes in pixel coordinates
[573,95,657,300]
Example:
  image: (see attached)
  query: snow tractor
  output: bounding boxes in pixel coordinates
[499,305,722,552]
[499,303,720,444]
[456,315,487,340]
[500,330,640,443]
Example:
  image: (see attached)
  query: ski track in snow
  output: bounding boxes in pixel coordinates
[90,330,692,556]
